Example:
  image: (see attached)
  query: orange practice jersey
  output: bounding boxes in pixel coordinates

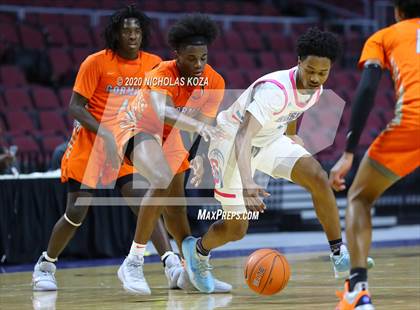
[359,18,420,127]
[143,60,225,173]
[62,49,162,188]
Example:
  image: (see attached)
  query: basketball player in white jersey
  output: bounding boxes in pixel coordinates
[181,28,374,293]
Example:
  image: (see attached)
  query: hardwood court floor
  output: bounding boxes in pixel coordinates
[1,246,419,309]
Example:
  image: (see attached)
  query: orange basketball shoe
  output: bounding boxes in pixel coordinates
[335,280,375,310]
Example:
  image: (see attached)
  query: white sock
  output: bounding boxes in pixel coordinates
[128,241,146,259]
[42,251,57,263]
[161,251,174,262]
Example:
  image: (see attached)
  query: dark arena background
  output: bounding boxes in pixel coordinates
[0,1,419,309]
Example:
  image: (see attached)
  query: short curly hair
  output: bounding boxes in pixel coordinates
[104,5,151,51]
[167,13,219,50]
[297,27,341,63]
[394,0,420,18]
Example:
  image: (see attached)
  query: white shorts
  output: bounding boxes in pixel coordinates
[208,130,309,213]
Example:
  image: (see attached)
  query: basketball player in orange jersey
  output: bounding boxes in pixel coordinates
[330,1,420,308]
[117,13,231,294]
[32,6,184,292]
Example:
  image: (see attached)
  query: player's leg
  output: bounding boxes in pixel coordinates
[346,155,397,287]
[118,133,173,294]
[161,173,191,253]
[117,175,183,289]
[290,156,342,241]
[258,136,372,278]
[32,180,92,291]
[336,156,397,310]
[288,156,360,277]
[181,142,248,293]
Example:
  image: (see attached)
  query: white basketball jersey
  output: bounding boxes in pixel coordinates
[217,66,322,147]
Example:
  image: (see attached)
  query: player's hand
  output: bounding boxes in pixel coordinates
[196,123,228,142]
[287,135,304,146]
[329,152,354,192]
[243,183,270,213]
[190,155,204,187]
[100,128,122,170]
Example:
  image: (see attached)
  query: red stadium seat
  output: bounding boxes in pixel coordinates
[0,95,6,111]
[222,2,240,15]
[210,51,234,70]
[210,35,225,50]
[19,24,45,49]
[68,24,93,47]
[258,51,281,69]
[246,69,268,83]
[203,2,220,13]
[71,47,93,67]
[164,0,184,12]
[48,48,73,80]
[44,24,69,47]
[257,23,284,33]
[234,52,256,68]
[41,135,66,154]
[39,111,67,134]
[148,29,165,49]
[224,69,248,89]
[265,32,294,52]
[223,30,245,51]
[0,12,17,24]
[10,135,40,153]
[5,111,37,133]
[241,30,265,51]
[0,22,20,45]
[0,65,27,87]
[232,22,255,32]
[92,26,105,48]
[278,52,297,68]
[241,2,259,15]
[4,88,33,110]
[62,14,90,26]
[59,87,73,106]
[31,86,61,109]
[38,13,63,25]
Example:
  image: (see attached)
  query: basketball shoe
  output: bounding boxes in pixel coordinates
[330,245,375,278]
[118,255,151,294]
[182,236,214,293]
[164,253,183,289]
[32,252,57,291]
[335,280,375,310]
[177,267,232,293]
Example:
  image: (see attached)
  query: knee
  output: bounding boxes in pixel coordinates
[225,219,248,241]
[348,186,375,208]
[149,169,172,189]
[304,167,329,191]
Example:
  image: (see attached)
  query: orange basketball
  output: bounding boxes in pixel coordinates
[244,249,291,295]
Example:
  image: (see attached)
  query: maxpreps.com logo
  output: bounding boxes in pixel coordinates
[209,148,224,187]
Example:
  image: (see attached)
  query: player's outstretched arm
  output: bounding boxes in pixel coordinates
[149,91,223,142]
[235,111,270,212]
[329,61,382,191]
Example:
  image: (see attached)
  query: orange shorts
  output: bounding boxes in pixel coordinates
[62,127,190,189]
[61,125,136,189]
[162,130,190,175]
[367,123,420,177]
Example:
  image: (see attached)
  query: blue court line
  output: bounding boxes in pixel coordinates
[1,238,419,274]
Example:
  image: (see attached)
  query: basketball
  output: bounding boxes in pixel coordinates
[244,249,291,295]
